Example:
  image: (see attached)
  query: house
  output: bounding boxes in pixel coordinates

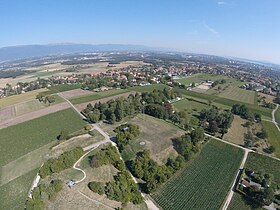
[240,179,251,188]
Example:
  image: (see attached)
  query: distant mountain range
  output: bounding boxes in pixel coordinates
[0,44,156,62]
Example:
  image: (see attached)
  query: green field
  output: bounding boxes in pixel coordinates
[175,73,228,86]
[275,106,280,125]
[262,121,280,157]
[128,84,169,92]
[0,108,86,167]
[228,192,264,210]
[152,139,244,210]
[0,169,37,210]
[47,84,83,92]
[245,152,280,186]
[175,88,272,119]
[172,98,209,120]
[70,88,130,104]
[217,86,256,104]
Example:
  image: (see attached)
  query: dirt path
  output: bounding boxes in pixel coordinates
[58,93,87,120]
[0,102,71,129]
[93,124,159,210]
[272,104,280,132]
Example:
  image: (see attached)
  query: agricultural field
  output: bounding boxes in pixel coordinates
[224,115,247,145]
[245,152,280,186]
[47,84,83,93]
[0,169,38,210]
[262,121,280,157]
[228,192,264,210]
[128,84,169,92]
[14,99,46,115]
[70,88,129,104]
[216,86,256,105]
[59,88,92,99]
[175,88,272,120]
[0,88,48,108]
[152,139,244,210]
[258,92,275,103]
[100,114,185,163]
[0,108,86,167]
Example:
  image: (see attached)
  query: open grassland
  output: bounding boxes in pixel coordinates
[224,115,247,145]
[128,84,169,92]
[175,88,272,119]
[245,152,280,186]
[172,98,209,120]
[152,139,244,210]
[262,121,280,157]
[0,88,48,108]
[100,114,185,164]
[228,192,264,210]
[70,88,129,104]
[0,169,37,210]
[0,108,86,167]
[175,73,228,86]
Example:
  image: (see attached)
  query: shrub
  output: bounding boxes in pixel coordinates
[88,181,105,195]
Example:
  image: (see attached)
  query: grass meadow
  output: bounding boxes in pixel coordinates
[262,121,280,158]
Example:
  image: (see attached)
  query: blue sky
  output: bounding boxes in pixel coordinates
[0,0,280,63]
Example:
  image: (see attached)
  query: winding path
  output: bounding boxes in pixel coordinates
[272,104,280,132]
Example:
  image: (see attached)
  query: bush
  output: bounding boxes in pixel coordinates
[88,181,105,195]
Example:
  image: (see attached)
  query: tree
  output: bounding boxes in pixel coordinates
[88,182,105,195]
[209,121,219,133]
[89,109,101,123]
[58,128,69,140]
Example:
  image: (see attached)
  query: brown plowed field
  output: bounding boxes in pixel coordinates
[0,105,16,121]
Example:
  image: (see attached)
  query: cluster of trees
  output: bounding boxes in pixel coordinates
[211,79,226,87]
[83,93,143,124]
[129,150,182,193]
[90,145,124,170]
[36,94,56,104]
[26,179,63,210]
[88,145,143,204]
[39,147,84,178]
[173,128,205,160]
[129,129,205,193]
[232,104,261,122]
[114,124,140,151]
[200,108,233,135]
[83,88,182,125]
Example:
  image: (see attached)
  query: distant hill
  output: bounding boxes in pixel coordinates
[0,44,155,62]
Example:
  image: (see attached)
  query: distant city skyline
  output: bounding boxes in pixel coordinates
[0,0,280,64]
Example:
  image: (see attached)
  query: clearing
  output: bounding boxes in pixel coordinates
[262,121,280,157]
[224,115,247,145]
[152,139,244,210]
[100,114,185,164]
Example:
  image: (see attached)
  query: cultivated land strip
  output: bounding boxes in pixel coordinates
[0,102,71,129]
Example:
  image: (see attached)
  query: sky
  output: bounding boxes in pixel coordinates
[0,0,280,63]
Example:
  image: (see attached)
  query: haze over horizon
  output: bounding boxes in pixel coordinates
[0,0,279,64]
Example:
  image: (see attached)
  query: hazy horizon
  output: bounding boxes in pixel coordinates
[0,0,279,64]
